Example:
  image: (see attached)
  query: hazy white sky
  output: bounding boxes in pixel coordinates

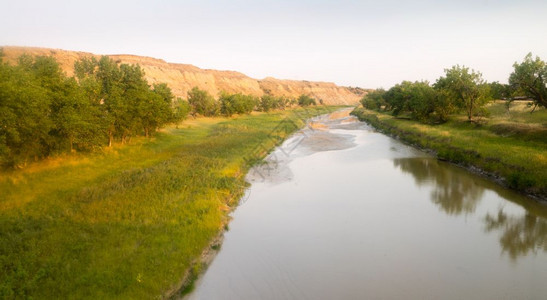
[2,0,547,88]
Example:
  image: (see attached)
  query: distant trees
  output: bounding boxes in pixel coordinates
[258,95,276,112]
[359,53,547,123]
[297,94,316,106]
[361,65,493,123]
[509,53,547,110]
[258,94,289,112]
[0,53,186,167]
[219,92,257,117]
[361,81,443,122]
[186,87,313,116]
[489,81,511,100]
[360,89,386,110]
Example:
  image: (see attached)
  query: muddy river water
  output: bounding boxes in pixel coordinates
[188,109,547,299]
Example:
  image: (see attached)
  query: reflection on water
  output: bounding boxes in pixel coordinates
[393,158,484,215]
[485,209,547,260]
[394,157,547,260]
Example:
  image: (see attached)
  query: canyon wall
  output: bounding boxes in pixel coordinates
[1,46,364,105]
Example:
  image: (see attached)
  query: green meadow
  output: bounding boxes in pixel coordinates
[0,107,335,299]
[352,101,547,198]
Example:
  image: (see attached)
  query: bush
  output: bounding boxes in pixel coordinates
[297,94,316,106]
[219,92,257,116]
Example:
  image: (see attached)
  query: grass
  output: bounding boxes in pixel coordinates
[0,107,337,299]
[351,101,547,199]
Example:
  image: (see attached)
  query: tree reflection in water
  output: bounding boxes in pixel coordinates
[393,157,547,260]
[393,157,483,215]
[485,210,547,260]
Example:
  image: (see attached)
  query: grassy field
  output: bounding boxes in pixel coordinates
[0,107,336,299]
[351,101,547,199]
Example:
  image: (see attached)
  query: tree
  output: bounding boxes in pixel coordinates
[406,81,438,122]
[0,57,54,166]
[136,84,174,138]
[297,94,316,106]
[489,81,512,100]
[380,81,441,122]
[259,94,276,112]
[89,56,124,146]
[509,53,547,110]
[50,77,103,152]
[187,87,218,116]
[360,89,386,110]
[383,81,413,116]
[172,98,191,123]
[434,65,490,121]
[219,92,257,116]
[431,88,456,122]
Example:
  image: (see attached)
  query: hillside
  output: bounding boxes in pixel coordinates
[1,46,363,105]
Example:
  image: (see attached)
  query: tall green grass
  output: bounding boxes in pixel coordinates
[351,102,547,198]
[0,107,335,299]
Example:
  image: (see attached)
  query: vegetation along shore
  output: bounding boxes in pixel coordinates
[0,106,338,299]
[352,53,546,200]
[0,48,341,298]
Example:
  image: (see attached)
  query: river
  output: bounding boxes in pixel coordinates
[187,109,547,300]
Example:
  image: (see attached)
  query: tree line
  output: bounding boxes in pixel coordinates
[0,53,184,167]
[360,53,547,122]
[0,50,319,168]
[186,87,316,117]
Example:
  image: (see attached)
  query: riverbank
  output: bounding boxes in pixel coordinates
[351,102,547,200]
[0,107,337,299]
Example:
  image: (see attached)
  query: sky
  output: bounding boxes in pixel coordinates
[2,0,547,88]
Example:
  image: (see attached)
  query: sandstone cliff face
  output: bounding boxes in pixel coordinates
[1,46,362,105]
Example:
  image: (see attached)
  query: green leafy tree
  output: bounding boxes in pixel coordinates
[360,89,386,110]
[92,56,125,146]
[236,94,257,114]
[119,64,152,140]
[134,83,176,137]
[509,53,547,110]
[187,87,219,116]
[74,56,98,80]
[220,92,257,116]
[172,98,191,123]
[383,81,414,116]
[75,56,179,143]
[431,88,456,122]
[259,94,276,112]
[219,92,236,117]
[376,81,451,122]
[279,97,290,110]
[489,81,512,100]
[50,77,103,152]
[297,94,316,106]
[434,65,490,121]
[406,81,438,122]
[0,58,53,166]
